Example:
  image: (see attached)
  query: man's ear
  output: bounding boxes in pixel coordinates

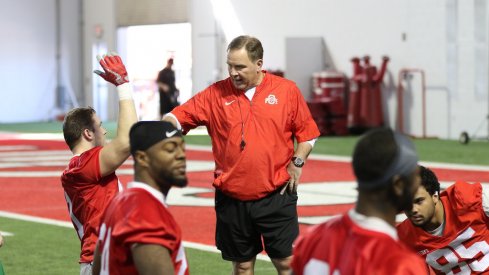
[391,175,404,197]
[432,192,440,204]
[134,151,149,168]
[256,59,263,71]
[82,128,93,141]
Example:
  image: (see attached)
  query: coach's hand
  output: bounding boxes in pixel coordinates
[281,163,302,195]
[94,52,129,86]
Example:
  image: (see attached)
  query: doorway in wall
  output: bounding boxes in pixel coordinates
[117,23,192,120]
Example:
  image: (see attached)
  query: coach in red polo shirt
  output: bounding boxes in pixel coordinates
[164,35,319,275]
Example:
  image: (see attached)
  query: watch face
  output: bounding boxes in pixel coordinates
[292,157,304,167]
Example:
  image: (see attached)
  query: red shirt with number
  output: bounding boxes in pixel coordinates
[61,146,121,263]
[97,182,189,275]
[398,181,489,274]
[291,210,428,275]
[171,72,320,201]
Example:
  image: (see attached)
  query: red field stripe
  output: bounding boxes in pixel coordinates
[2,138,489,250]
[0,139,68,150]
[430,168,489,183]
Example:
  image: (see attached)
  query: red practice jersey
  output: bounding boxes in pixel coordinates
[97,182,189,275]
[61,146,120,263]
[171,72,320,200]
[291,210,428,275]
[398,181,489,274]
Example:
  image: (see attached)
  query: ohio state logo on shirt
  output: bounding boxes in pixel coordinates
[265,94,278,105]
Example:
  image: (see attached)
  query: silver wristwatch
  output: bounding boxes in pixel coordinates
[291,156,305,168]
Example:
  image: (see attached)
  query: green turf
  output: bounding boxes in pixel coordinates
[183,135,213,146]
[0,217,80,275]
[313,136,489,165]
[0,122,66,134]
[187,249,276,275]
[0,217,276,274]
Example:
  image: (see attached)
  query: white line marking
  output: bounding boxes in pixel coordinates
[3,156,73,162]
[182,241,270,262]
[0,146,38,151]
[0,231,14,236]
[1,139,488,172]
[0,162,67,169]
[298,214,408,225]
[185,145,213,151]
[307,154,489,171]
[9,133,65,141]
[0,211,73,228]
[0,160,214,178]
[186,145,489,171]
[0,150,70,157]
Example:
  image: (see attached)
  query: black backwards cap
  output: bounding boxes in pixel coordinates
[357,131,418,190]
[129,121,182,155]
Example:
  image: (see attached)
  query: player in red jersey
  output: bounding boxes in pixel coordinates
[92,121,189,275]
[61,53,137,274]
[291,128,429,275]
[398,166,489,274]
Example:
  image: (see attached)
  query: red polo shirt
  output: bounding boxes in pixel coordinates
[172,72,319,200]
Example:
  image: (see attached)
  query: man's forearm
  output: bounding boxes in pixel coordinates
[115,83,138,145]
[294,141,313,160]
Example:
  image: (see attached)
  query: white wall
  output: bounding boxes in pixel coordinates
[82,0,117,120]
[190,0,489,139]
[61,0,83,110]
[0,0,117,123]
[0,0,55,122]
[189,0,220,92]
[0,0,82,123]
[1,0,488,140]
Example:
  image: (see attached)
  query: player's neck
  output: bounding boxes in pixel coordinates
[424,201,445,231]
[355,195,397,227]
[135,174,170,196]
[72,142,94,155]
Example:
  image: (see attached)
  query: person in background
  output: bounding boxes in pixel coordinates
[398,165,489,274]
[92,121,189,275]
[157,58,179,118]
[291,128,428,275]
[61,53,137,275]
[163,35,320,275]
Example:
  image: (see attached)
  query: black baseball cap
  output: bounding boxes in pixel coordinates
[129,121,182,155]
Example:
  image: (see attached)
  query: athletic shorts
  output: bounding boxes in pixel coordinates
[215,187,299,262]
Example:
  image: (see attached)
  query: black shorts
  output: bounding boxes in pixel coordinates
[214,188,299,262]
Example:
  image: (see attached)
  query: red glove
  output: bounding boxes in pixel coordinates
[93,53,129,86]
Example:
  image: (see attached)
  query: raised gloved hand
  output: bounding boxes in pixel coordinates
[93,52,129,86]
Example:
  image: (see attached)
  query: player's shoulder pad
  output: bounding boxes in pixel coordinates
[445,181,482,213]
